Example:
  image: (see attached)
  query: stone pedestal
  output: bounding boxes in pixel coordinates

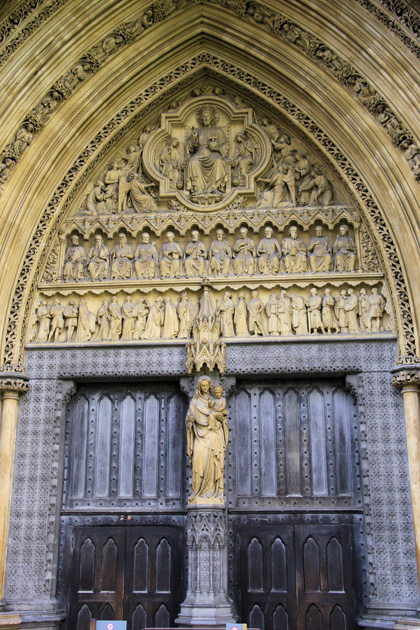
[176,507,236,626]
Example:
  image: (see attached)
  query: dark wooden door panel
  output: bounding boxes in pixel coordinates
[67,526,182,630]
[69,527,125,630]
[124,527,182,628]
[240,525,296,630]
[239,524,356,630]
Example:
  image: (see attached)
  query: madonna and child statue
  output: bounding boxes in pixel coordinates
[186,376,229,506]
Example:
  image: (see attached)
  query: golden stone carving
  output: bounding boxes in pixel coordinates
[186,376,229,505]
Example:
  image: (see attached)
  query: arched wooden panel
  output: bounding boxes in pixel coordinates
[100,603,115,620]
[79,538,95,592]
[327,538,345,592]
[167,393,183,498]
[77,603,92,630]
[132,603,147,630]
[236,389,252,496]
[133,538,148,593]
[308,388,328,496]
[284,389,300,496]
[330,604,347,630]
[333,389,352,496]
[101,538,118,592]
[260,389,277,496]
[306,604,323,630]
[155,603,170,628]
[119,394,135,497]
[248,538,264,592]
[156,538,171,593]
[273,603,289,630]
[143,394,159,497]
[271,537,287,592]
[249,604,265,630]
[303,537,320,592]
[95,395,112,497]
[72,395,89,498]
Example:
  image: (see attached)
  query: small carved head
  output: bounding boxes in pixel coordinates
[142,232,150,243]
[166,230,175,242]
[216,228,224,241]
[118,232,127,244]
[212,384,224,398]
[71,234,80,245]
[339,225,349,235]
[310,288,317,295]
[251,290,259,298]
[264,226,273,238]
[191,229,200,242]
[240,226,248,238]
[372,287,378,295]
[289,226,298,238]
[315,226,323,236]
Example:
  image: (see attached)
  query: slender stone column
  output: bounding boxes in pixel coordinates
[391,363,420,585]
[176,507,235,626]
[0,374,29,600]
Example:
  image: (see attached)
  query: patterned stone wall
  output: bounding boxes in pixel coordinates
[3,338,419,618]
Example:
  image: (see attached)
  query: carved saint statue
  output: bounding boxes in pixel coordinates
[48,299,65,342]
[218,291,235,337]
[134,232,158,279]
[209,228,232,276]
[258,163,296,207]
[63,235,86,281]
[307,288,325,334]
[233,227,256,276]
[257,226,281,274]
[87,234,110,280]
[322,289,339,333]
[63,298,78,342]
[95,299,110,341]
[142,296,164,340]
[234,292,249,337]
[160,231,183,279]
[333,225,357,272]
[282,226,307,273]
[160,137,182,189]
[36,301,50,343]
[177,292,195,339]
[277,290,293,336]
[162,296,179,339]
[184,229,207,278]
[247,290,264,336]
[185,106,229,196]
[186,376,228,505]
[111,232,134,279]
[231,133,255,186]
[308,226,332,273]
[367,287,385,332]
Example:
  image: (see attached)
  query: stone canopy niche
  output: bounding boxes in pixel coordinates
[29,86,395,351]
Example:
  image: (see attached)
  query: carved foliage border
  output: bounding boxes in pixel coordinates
[2,0,420,192]
[1,53,416,371]
[355,0,420,58]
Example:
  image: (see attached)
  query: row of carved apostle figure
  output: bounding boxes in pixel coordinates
[33,286,386,344]
[62,224,358,282]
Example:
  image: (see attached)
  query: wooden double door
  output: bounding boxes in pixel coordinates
[67,525,182,630]
[239,523,357,630]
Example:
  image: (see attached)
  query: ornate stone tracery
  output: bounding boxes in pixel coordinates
[1,54,415,377]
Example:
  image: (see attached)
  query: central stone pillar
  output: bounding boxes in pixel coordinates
[176,507,235,626]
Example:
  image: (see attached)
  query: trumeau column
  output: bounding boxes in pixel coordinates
[0,372,29,602]
[391,361,420,589]
[177,374,236,626]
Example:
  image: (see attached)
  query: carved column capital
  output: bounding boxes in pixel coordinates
[0,372,29,395]
[391,364,420,390]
